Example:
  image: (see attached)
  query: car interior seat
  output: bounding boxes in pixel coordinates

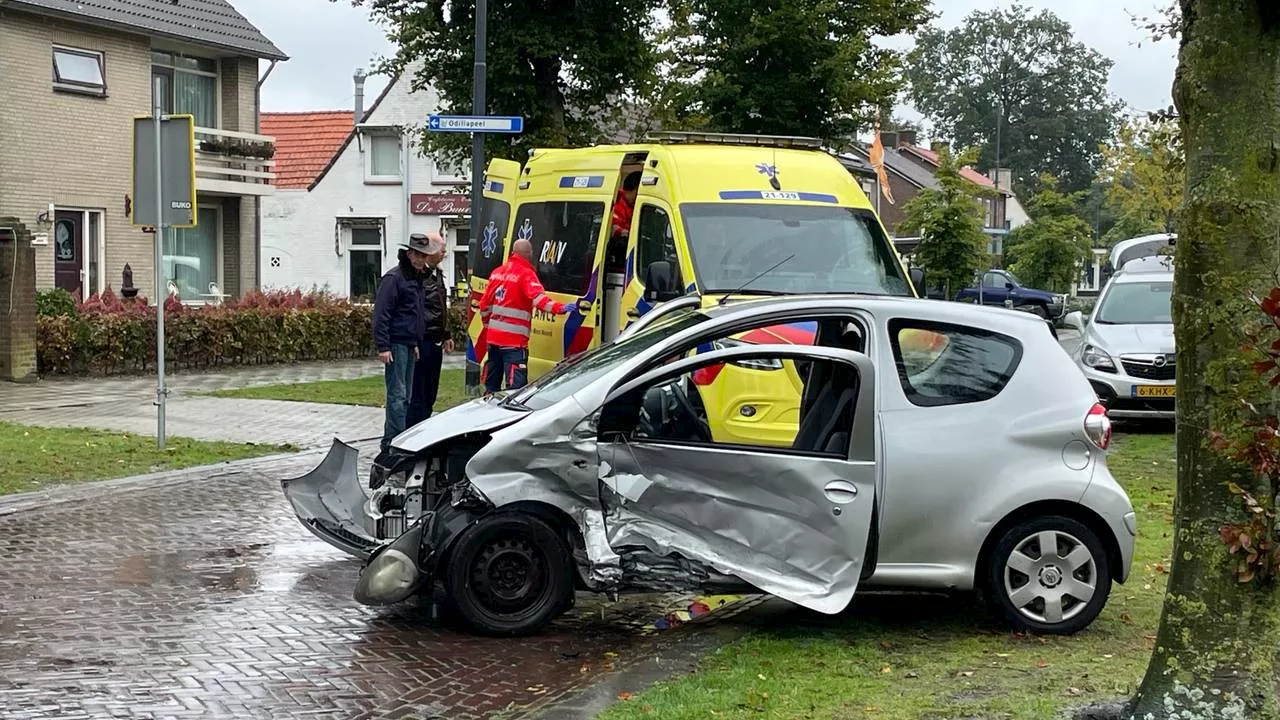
[792,359,857,455]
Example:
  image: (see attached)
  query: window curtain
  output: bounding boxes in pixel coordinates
[165,207,217,300]
[173,71,216,128]
[370,136,401,176]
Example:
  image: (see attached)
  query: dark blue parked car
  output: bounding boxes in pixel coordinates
[954,270,1066,319]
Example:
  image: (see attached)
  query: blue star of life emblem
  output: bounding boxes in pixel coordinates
[481,222,499,258]
[755,163,779,180]
[494,286,506,302]
[517,218,534,242]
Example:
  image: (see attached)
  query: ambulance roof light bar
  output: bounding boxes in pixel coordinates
[645,131,823,150]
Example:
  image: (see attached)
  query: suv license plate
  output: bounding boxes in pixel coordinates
[1133,385,1175,398]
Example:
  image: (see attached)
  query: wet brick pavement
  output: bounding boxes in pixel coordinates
[0,446,760,720]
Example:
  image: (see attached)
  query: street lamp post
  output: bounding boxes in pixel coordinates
[465,0,488,394]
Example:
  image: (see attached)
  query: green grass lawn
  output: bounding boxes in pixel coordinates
[0,421,294,496]
[601,432,1175,720]
[206,368,470,411]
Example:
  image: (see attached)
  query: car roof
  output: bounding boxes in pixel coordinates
[698,294,1051,336]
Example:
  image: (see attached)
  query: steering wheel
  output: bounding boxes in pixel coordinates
[669,379,713,443]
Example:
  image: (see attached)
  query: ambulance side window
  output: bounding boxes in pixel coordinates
[472,200,511,279]
[636,205,682,295]
[514,200,605,296]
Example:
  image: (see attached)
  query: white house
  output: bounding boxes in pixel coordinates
[260,68,472,299]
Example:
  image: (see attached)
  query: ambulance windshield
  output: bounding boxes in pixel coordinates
[680,204,910,296]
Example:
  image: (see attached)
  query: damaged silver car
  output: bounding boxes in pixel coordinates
[282,296,1136,637]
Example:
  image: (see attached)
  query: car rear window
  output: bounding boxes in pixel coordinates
[888,319,1023,407]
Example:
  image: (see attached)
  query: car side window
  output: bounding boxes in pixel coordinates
[601,354,858,458]
[636,205,683,292]
[982,272,1004,289]
[889,319,1022,407]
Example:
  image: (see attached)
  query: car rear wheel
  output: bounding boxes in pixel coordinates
[986,516,1111,635]
[445,514,574,636]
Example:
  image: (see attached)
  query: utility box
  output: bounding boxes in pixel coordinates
[0,218,37,382]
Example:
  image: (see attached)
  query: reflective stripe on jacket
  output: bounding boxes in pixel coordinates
[478,253,566,349]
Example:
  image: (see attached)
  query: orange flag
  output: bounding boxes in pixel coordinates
[868,122,896,205]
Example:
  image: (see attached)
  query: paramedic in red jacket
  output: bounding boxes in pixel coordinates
[478,237,577,393]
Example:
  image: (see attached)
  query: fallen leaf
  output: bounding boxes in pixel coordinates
[1037,661,1050,669]
[618,692,633,701]
[879,641,895,650]
[957,671,974,678]
[1066,687,1083,696]
[881,665,892,673]
[757,674,767,681]
[995,653,1010,658]
[905,671,919,679]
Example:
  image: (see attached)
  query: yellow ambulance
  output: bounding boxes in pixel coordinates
[464,132,923,446]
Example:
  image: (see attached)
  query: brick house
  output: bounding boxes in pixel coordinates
[0,0,286,303]
[843,131,1025,261]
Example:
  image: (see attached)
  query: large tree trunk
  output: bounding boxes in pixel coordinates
[1129,2,1280,717]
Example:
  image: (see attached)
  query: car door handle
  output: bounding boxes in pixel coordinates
[823,480,858,504]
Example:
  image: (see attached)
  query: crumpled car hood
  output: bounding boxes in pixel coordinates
[392,396,530,452]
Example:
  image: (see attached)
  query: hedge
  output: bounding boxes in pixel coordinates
[35,288,474,377]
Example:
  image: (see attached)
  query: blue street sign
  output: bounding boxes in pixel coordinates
[427,115,524,134]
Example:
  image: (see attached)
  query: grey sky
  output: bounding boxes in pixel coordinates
[240,0,1177,118]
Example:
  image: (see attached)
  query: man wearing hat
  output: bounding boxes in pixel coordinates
[372,233,430,454]
[407,231,455,427]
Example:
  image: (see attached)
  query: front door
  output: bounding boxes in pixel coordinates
[53,210,83,296]
[594,345,878,614]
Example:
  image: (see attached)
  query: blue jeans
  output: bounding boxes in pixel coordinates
[382,343,416,450]
[483,346,528,394]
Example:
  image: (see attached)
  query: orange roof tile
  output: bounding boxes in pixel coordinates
[261,111,354,189]
[900,145,1007,192]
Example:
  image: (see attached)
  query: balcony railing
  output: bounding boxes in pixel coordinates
[194,127,276,196]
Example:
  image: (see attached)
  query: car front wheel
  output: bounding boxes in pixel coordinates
[986,516,1111,635]
[445,513,574,636]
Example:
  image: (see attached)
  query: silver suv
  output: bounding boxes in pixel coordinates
[1064,255,1174,420]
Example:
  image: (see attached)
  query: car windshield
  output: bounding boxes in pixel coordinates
[504,310,710,411]
[1095,280,1173,324]
[680,203,911,296]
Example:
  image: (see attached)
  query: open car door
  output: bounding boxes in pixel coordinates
[594,343,877,613]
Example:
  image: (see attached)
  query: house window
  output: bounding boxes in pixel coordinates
[348,225,384,300]
[165,206,220,302]
[452,227,470,295]
[52,46,106,96]
[151,51,218,128]
[433,154,468,184]
[366,134,402,181]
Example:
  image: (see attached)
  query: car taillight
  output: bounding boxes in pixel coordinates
[1084,403,1112,450]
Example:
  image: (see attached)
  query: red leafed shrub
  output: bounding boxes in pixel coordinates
[36,289,375,376]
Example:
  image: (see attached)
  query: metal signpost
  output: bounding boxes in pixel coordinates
[132,86,196,448]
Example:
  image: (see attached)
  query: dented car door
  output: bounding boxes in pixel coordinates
[594,344,877,614]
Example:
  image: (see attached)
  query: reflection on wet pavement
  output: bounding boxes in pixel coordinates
[0,451,756,719]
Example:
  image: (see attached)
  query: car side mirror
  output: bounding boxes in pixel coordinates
[643,261,681,302]
[1063,310,1085,331]
[909,267,926,297]
[598,390,643,438]
[1005,282,1015,291]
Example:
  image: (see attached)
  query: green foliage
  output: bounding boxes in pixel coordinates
[1098,115,1183,240]
[1004,175,1094,293]
[905,3,1123,192]
[668,0,932,142]
[446,301,468,350]
[897,146,990,298]
[36,290,375,376]
[35,288,78,318]
[352,0,664,167]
